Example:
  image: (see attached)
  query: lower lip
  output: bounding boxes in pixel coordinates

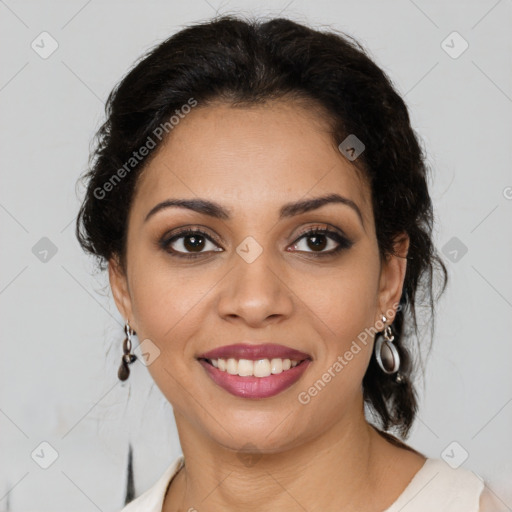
[198,359,312,399]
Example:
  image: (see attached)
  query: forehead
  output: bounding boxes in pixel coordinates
[131,100,372,222]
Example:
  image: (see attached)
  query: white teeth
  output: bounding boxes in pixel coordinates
[270,358,283,374]
[226,358,238,375]
[207,357,304,377]
[254,359,271,377]
[238,359,254,376]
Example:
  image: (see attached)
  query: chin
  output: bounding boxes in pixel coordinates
[205,406,306,454]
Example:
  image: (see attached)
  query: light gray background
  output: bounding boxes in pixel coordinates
[1,0,511,510]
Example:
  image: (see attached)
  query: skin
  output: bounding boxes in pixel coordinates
[109,100,426,511]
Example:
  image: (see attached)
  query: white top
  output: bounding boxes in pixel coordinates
[119,455,484,512]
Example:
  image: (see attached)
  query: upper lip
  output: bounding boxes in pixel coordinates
[197,343,311,361]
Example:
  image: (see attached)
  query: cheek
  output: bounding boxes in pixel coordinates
[126,258,215,406]
[127,253,209,348]
[297,254,380,343]
[296,278,376,420]
[294,253,380,391]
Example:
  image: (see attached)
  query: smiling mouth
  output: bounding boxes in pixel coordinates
[196,342,312,398]
[197,355,312,399]
[197,357,311,378]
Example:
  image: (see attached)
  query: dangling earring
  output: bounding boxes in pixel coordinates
[118,322,137,381]
[375,315,401,375]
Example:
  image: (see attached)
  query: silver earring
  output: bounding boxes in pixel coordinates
[118,322,137,381]
[375,315,400,375]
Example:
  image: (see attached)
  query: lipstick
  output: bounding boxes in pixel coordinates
[197,343,312,399]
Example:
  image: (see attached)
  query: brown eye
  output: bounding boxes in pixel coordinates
[181,233,206,252]
[160,228,223,258]
[290,228,353,256]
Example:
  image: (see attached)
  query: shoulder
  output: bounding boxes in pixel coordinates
[384,458,485,512]
[372,428,485,511]
[479,486,509,512]
[119,455,184,512]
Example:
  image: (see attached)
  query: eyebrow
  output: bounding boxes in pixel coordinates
[144,193,364,227]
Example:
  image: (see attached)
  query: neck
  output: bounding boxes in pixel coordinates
[164,402,385,512]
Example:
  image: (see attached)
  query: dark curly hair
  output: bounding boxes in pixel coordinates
[75,14,448,438]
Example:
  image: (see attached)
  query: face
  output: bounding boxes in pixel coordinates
[109,100,408,453]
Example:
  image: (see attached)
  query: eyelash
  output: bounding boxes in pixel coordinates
[159,225,353,259]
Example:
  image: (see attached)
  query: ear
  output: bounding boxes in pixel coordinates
[108,255,135,327]
[375,232,410,325]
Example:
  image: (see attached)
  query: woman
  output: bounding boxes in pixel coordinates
[75,14,499,512]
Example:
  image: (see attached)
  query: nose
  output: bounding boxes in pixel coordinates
[216,248,294,328]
